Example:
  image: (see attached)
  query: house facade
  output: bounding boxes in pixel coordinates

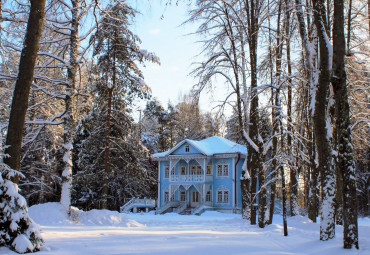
[151,136,247,214]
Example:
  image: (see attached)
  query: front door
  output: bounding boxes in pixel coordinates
[191,191,199,208]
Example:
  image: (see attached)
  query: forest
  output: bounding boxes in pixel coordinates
[0,0,369,253]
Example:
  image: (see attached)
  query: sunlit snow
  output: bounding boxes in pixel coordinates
[0,203,369,255]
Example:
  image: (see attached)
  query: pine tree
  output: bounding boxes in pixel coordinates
[73,1,157,210]
[0,158,43,253]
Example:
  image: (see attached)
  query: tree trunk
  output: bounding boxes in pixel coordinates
[295,0,320,221]
[308,132,319,222]
[1,0,46,252]
[241,178,251,219]
[60,0,79,214]
[312,0,336,241]
[244,0,263,227]
[335,156,344,225]
[286,0,298,216]
[266,0,275,226]
[280,129,288,236]
[4,0,46,176]
[332,0,359,248]
[368,0,370,38]
[102,34,116,209]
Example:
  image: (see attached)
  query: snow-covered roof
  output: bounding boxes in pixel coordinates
[152,136,247,158]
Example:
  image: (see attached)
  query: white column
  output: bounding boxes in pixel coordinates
[203,183,206,204]
[169,184,171,202]
[169,159,172,179]
[187,160,190,175]
[203,158,206,181]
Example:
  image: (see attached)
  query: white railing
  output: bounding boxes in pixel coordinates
[120,198,135,212]
[120,197,156,213]
[170,175,204,182]
[156,201,180,214]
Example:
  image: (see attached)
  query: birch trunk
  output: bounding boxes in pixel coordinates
[266,0,275,225]
[286,0,298,216]
[295,0,319,222]
[60,0,79,214]
[312,0,336,241]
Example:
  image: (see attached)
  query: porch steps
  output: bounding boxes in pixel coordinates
[180,208,192,215]
[194,205,212,215]
[156,201,181,214]
[120,198,156,213]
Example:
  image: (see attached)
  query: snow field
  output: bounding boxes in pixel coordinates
[0,203,369,255]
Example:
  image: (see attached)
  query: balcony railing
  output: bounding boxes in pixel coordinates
[170,174,204,182]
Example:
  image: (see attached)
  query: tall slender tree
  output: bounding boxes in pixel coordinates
[1,0,46,252]
[312,0,336,241]
[332,0,359,248]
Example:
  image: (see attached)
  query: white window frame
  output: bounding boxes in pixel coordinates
[180,166,186,175]
[180,191,186,201]
[223,191,229,203]
[223,164,229,176]
[191,165,202,175]
[196,165,202,175]
[191,165,196,175]
[185,145,190,152]
[164,166,169,179]
[216,164,229,177]
[192,191,199,202]
[164,191,169,202]
[206,165,212,175]
[217,191,223,203]
[171,193,175,201]
[206,191,211,202]
[216,190,229,204]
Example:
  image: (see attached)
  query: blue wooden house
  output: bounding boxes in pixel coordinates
[151,136,247,214]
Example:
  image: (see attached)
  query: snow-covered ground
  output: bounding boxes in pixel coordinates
[1,203,369,255]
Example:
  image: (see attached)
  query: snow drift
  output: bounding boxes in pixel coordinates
[28,202,143,227]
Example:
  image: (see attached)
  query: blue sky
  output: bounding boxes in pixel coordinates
[128,0,219,113]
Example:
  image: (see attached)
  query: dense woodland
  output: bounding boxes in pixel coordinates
[0,0,368,253]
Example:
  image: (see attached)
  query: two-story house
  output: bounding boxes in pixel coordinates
[151,136,247,215]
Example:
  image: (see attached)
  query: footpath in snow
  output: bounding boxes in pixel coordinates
[0,203,369,255]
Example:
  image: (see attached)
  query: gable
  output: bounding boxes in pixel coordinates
[152,136,247,159]
[171,142,203,155]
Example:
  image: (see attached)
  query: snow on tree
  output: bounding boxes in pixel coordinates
[0,158,43,253]
[332,0,359,248]
[1,0,46,252]
[72,1,157,210]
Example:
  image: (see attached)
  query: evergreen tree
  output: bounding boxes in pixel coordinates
[0,158,43,253]
[72,1,157,210]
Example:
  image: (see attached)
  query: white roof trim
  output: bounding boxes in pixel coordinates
[163,139,207,156]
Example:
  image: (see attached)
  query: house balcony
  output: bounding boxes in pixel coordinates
[170,175,204,182]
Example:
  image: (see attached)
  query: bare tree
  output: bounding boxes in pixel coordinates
[332,0,359,248]
[1,0,46,252]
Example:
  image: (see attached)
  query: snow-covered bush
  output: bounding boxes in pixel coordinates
[0,148,43,253]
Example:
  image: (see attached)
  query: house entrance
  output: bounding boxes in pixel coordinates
[191,191,199,208]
